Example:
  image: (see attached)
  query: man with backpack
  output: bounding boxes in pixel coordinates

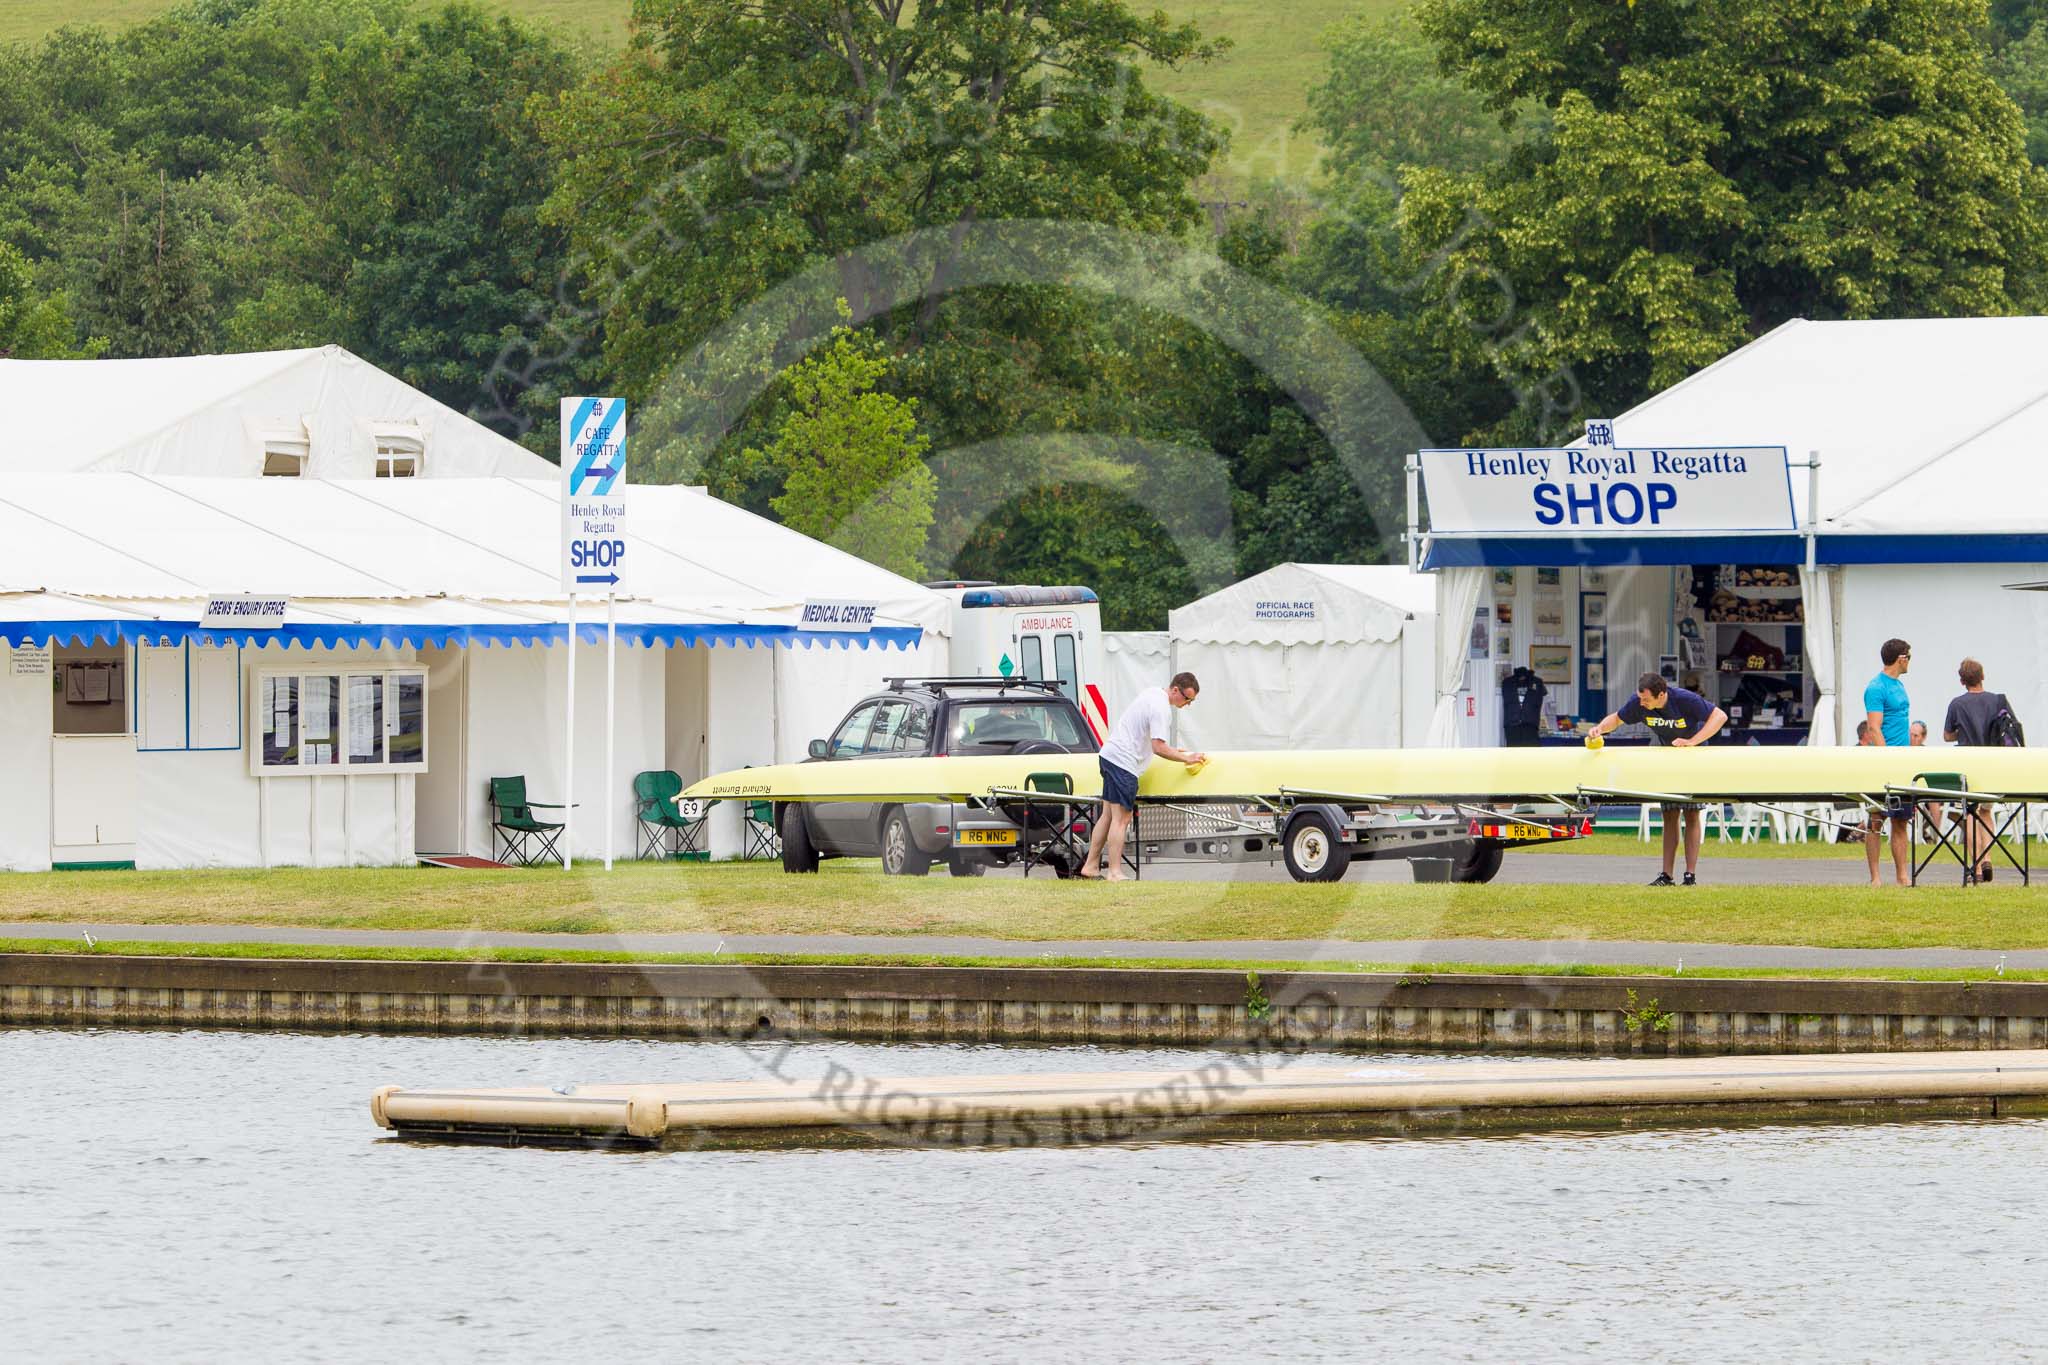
[1944,658,2024,882]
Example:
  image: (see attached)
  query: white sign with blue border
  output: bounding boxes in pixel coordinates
[1420,445,1795,535]
[560,397,629,592]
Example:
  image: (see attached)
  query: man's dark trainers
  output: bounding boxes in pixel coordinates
[1649,873,1675,886]
[1682,873,1698,886]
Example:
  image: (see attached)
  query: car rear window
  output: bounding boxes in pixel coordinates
[948,701,1087,752]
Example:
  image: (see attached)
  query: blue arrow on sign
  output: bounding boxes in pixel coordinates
[576,572,621,586]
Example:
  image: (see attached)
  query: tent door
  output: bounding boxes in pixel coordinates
[51,735,136,865]
[414,646,467,855]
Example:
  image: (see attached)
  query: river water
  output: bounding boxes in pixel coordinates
[7,1026,2048,1360]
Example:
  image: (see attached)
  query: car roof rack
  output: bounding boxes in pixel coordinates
[883,676,1068,696]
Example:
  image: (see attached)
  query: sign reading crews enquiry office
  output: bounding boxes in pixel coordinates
[560,396,629,593]
[799,599,879,632]
[1420,445,1795,535]
[201,595,290,630]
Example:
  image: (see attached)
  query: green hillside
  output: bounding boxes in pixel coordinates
[0,0,1377,185]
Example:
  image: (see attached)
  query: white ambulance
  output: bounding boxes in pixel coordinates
[927,583,1109,742]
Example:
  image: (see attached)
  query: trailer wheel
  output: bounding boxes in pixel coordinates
[881,808,933,877]
[780,803,820,874]
[1283,810,1351,883]
[1452,838,1505,884]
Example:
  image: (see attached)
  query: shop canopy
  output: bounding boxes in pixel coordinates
[0,346,554,480]
[0,474,943,650]
[1423,316,2048,568]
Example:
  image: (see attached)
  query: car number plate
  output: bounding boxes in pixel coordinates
[957,829,1018,846]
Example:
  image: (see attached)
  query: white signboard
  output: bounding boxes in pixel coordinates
[202,595,289,630]
[1420,446,1795,534]
[799,599,878,632]
[12,643,50,676]
[1252,598,1318,622]
[561,397,629,592]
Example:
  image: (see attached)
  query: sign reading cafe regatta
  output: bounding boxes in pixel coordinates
[1420,444,1796,535]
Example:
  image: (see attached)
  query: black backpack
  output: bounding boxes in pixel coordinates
[1988,694,2026,747]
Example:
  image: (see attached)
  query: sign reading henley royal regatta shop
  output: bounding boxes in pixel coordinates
[1420,441,1796,534]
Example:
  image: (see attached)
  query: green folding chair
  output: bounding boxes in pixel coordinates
[1021,770,1081,878]
[488,776,567,866]
[743,799,781,860]
[633,770,705,860]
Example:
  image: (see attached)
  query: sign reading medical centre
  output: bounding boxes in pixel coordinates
[799,599,878,632]
[561,397,629,592]
[1420,446,1796,535]
[201,595,289,629]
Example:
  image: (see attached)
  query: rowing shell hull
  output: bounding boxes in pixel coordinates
[686,746,2048,805]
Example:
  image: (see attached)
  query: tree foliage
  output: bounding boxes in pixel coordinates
[1388,0,2048,439]
[746,319,936,579]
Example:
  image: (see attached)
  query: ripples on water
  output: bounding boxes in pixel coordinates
[5,1026,2047,1361]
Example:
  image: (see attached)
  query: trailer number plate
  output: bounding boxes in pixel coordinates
[958,829,1018,846]
[1500,823,1556,840]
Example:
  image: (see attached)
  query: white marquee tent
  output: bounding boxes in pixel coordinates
[0,346,554,479]
[1146,563,1437,751]
[1423,316,2048,746]
[0,474,948,871]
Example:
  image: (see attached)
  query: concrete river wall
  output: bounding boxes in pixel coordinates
[7,954,2048,1056]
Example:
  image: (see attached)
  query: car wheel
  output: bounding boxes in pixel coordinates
[780,803,820,874]
[1451,839,1504,884]
[947,853,986,877]
[1282,810,1351,883]
[881,808,933,876]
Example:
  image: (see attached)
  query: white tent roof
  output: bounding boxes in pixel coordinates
[1602,316,2048,536]
[0,346,554,480]
[1167,563,1435,645]
[0,473,948,646]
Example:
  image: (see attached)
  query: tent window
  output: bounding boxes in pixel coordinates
[262,442,308,477]
[137,641,242,752]
[254,669,426,775]
[375,437,423,477]
[53,644,127,736]
[1019,635,1044,681]
[1053,634,1078,701]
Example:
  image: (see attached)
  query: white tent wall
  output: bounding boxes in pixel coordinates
[1102,632,1170,728]
[1836,563,2048,750]
[702,645,778,859]
[664,645,711,788]
[1399,608,1437,748]
[773,636,948,762]
[460,640,666,865]
[0,348,553,479]
[136,642,425,869]
[1171,639,1399,750]
[0,643,53,871]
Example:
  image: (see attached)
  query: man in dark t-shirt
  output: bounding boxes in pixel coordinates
[1944,657,2014,881]
[1585,672,1728,886]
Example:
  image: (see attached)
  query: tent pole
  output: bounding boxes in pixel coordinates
[604,589,616,871]
[564,592,576,871]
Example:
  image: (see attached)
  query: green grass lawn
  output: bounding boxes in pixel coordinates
[1537,831,2034,862]
[1,860,2042,950]
[0,0,1368,188]
[6,934,2046,981]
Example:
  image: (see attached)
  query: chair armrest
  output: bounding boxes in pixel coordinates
[525,801,574,808]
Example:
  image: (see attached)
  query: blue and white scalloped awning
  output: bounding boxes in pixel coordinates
[0,595,921,651]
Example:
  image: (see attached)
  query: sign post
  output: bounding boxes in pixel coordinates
[562,397,630,872]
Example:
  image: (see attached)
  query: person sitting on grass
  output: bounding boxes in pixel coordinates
[1584,672,1727,887]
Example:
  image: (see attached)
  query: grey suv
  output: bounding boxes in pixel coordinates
[779,677,1099,876]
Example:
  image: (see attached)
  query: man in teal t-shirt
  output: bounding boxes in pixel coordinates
[1862,638,1913,886]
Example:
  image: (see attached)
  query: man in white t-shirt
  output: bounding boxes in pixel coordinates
[1079,672,1204,881]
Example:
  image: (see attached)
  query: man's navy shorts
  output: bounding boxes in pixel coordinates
[1099,758,1140,812]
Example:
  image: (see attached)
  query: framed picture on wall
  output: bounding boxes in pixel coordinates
[1534,601,1565,634]
[1495,602,1514,625]
[1586,662,1606,692]
[1583,627,1606,659]
[1492,567,1517,590]
[1494,627,1513,660]
[1659,653,1680,683]
[1530,643,1571,684]
[1582,593,1607,626]
[1469,607,1490,659]
[1582,567,1608,590]
[1536,567,1561,588]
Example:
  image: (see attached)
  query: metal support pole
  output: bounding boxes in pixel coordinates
[604,590,616,871]
[1805,450,1821,574]
[564,592,577,871]
[1405,457,1421,573]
